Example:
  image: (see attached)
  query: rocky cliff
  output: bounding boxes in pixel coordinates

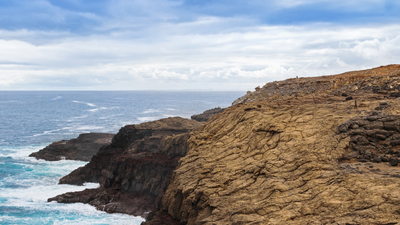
[48,117,203,219]
[47,65,400,224]
[233,64,400,105]
[30,133,114,161]
[160,65,400,224]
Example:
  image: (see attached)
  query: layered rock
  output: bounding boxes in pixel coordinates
[30,133,114,161]
[160,65,400,224]
[48,117,203,218]
[162,98,400,224]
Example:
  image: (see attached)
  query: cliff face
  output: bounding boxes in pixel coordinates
[29,133,114,161]
[161,65,400,224]
[48,117,203,219]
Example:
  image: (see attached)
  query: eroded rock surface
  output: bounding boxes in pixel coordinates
[29,133,114,161]
[162,93,400,224]
[338,113,400,164]
[48,117,203,218]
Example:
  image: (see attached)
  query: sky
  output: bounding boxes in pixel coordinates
[0,0,400,91]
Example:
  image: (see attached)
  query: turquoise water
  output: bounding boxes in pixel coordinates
[0,91,243,224]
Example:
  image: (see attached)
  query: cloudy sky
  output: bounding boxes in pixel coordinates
[0,0,399,90]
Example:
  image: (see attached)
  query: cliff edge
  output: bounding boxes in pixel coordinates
[233,64,400,105]
[160,65,400,224]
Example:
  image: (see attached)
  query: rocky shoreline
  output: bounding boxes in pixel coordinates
[39,65,400,224]
[30,133,114,161]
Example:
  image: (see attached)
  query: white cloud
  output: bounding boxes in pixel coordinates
[1,21,400,90]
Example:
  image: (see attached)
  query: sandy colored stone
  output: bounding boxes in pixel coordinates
[163,92,400,224]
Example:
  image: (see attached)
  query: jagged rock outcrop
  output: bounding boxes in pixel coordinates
[48,117,203,219]
[338,113,400,164]
[160,65,400,224]
[191,107,225,122]
[233,64,400,105]
[29,133,114,161]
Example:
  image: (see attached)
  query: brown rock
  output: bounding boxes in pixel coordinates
[162,95,400,224]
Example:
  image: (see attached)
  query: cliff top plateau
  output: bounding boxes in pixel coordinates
[233,64,400,105]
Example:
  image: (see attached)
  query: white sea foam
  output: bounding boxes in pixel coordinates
[0,146,144,225]
[72,100,96,107]
[33,130,59,137]
[0,145,46,158]
[87,108,99,112]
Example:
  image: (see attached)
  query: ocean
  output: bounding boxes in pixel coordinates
[0,91,243,225]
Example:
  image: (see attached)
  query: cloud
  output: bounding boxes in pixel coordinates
[1,22,400,90]
[1,0,400,90]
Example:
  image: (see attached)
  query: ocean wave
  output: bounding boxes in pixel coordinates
[72,100,96,107]
[33,128,64,137]
[87,106,119,112]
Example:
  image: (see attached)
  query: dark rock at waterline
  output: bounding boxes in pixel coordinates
[48,188,157,218]
[191,107,225,122]
[49,117,203,219]
[29,133,114,161]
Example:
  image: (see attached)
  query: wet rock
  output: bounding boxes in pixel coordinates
[50,117,203,218]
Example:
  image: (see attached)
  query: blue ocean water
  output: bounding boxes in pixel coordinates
[0,91,243,225]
